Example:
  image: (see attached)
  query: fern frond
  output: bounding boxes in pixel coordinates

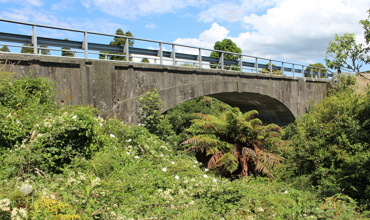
[217,152,238,173]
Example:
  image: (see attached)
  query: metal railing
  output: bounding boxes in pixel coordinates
[0,18,332,79]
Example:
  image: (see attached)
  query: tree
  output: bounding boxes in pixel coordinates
[360,10,370,63]
[61,38,75,57]
[100,29,134,61]
[260,63,282,75]
[141,58,150,63]
[304,63,327,77]
[21,44,50,55]
[0,46,10,52]
[181,108,283,179]
[210,39,242,70]
[325,33,367,73]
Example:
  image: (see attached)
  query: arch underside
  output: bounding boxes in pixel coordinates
[208,92,295,127]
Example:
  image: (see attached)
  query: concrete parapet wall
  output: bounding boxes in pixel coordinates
[0,54,330,126]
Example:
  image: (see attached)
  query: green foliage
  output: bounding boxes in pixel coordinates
[360,10,370,63]
[325,33,366,73]
[141,57,150,63]
[21,44,50,55]
[61,38,75,57]
[165,96,233,145]
[260,62,283,75]
[304,63,327,77]
[0,73,368,219]
[99,29,134,60]
[281,76,370,209]
[0,45,10,52]
[210,39,242,70]
[182,108,283,179]
[137,89,175,140]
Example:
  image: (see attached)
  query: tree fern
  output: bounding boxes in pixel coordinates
[182,107,284,179]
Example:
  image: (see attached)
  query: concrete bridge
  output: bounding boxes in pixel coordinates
[1,54,331,126]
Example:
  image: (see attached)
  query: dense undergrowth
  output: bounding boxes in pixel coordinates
[0,72,369,219]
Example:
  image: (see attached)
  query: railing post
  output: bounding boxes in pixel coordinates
[269,60,272,75]
[172,44,176,66]
[125,38,129,62]
[255,57,258,73]
[325,69,328,78]
[302,65,305,77]
[32,25,37,55]
[292,64,295,77]
[83,31,88,59]
[318,69,321,78]
[239,55,243,72]
[281,62,285,76]
[159,42,163,65]
[310,69,313,78]
[220,53,224,70]
[198,48,202,68]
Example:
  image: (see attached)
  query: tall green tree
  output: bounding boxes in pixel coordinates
[100,29,134,61]
[325,33,366,73]
[182,108,283,179]
[210,39,242,70]
[0,45,10,52]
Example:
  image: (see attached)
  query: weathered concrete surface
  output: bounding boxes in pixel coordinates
[0,54,331,126]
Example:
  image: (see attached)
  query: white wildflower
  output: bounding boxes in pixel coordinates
[91,177,101,187]
[283,190,288,194]
[204,168,209,171]
[19,183,32,195]
[127,139,132,142]
[126,152,131,155]
[0,199,11,211]
[174,175,180,180]
[203,174,208,178]
[188,200,195,205]
[44,122,52,127]
[193,165,196,167]
[72,115,77,119]
[110,134,116,138]
[99,123,103,126]
[162,168,167,172]
[171,161,175,165]
[212,178,217,183]
[160,153,164,157]
[134,156,140,159]
[11,207,28,219]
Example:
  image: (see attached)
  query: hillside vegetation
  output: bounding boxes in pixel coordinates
[0,72,369,219]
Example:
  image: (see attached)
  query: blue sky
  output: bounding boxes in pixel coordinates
[0,0,369,70]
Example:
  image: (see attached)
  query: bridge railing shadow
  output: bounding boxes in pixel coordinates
[0,18,332,79]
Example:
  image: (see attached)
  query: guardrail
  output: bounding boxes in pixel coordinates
[0,18,332,78]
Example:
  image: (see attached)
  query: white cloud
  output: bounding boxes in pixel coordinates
[198,0,277,23]
[146,24,158,29]
[174,23,229,51]
[1,6,122,36]
[80,0,208,19]
[176,0,369,64]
